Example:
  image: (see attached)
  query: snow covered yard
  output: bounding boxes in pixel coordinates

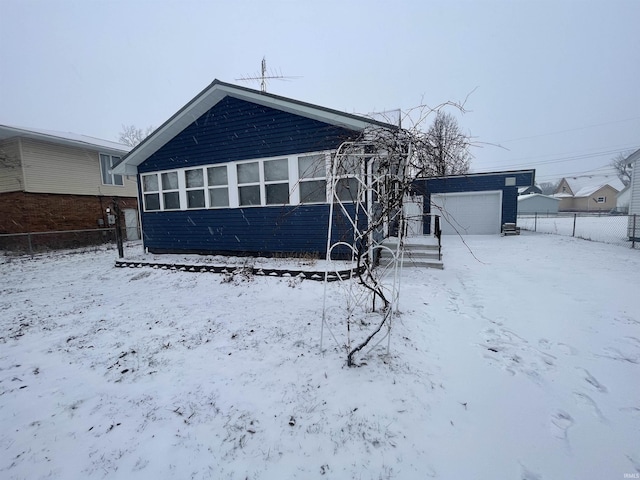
[1,233,639,480]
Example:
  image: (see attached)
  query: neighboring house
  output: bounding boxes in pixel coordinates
[112,80,395,257]
[616,186,630,214]
[553,175,625,212]
[411,170,535,235]
[517,193,560,215]
[0,125,139,242]
[626,148,640,240]
[518,185,542,195]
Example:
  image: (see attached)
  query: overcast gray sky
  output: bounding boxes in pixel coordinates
[1,0,639,183]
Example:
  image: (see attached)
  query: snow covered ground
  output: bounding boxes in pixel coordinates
[1,233,639,479]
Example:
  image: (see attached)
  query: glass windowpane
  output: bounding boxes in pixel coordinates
[266,183,289,205]
[187,190,205,209]
[163,191,180,209]
[161,171,179,190]
[209,188,229,207]
[186,169,204,188]
[238,185,261,206]
[143,175,158,192]
[100,154,111,185]
[114,174,124,186]
[336,177,359,202]
[144,193,160,211]
[264,159,288,182]
[299,180,326,203]
[237,162,259,184]
[298,154,325,179]
[207,166,228,186]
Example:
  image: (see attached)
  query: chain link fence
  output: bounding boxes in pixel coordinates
[0,228,117,255]
[518,213,638,248]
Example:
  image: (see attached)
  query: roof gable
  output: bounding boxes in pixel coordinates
[137,96,357,173]
[115,80,395,174]
[557,174,625,197]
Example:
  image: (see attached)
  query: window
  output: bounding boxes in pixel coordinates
[185,168,205,209]
[264,158,289,205]
[298,154,326,203]
[140,151,336,212]
[596,196,606,203]
[335,154,360,202]
[142,174,160,211]
[161,171,180,210]
[100,153,123,186]
[207,166,229,208]
[237,162,261,206]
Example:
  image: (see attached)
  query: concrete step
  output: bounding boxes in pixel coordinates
[378,257,444,269]
[379,250,441,260]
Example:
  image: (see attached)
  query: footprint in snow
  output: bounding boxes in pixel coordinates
[551,410,574,448]
[519,463,542,480]
[578,368,608,393]
[573,392,607,422]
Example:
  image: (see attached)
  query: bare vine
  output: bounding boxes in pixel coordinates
[329,101,474,366]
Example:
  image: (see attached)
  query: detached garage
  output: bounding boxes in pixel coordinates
[411,170,535,235]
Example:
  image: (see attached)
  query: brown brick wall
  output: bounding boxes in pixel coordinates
[0,191,138,234]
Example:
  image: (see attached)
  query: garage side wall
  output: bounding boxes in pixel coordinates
[412,171,535,234]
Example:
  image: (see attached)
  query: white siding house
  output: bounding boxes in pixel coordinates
[627,148,640,240]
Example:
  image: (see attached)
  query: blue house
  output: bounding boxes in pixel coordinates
[411,170,535,235]
[113,80,395,257]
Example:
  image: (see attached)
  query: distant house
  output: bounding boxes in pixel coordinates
[553,175,625,212]
[0,125,139,243]
[518,185,542,196]
[625,148,640,240]
[517,194,560,215]
[112,80,396,257]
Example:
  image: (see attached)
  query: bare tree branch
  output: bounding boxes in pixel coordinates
[119,124,153,147]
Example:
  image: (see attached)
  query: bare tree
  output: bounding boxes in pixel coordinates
[538,181,557,195]
[119,124,153,148]
[414,110,471,177]
[326,102,474,366]
[610,151,633,187]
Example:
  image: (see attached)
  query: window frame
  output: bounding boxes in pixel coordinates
[138,150,336,212]
[99,153,124,186]
[297,153,328,204]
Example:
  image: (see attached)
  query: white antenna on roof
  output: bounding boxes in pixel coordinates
[235,56,301,93]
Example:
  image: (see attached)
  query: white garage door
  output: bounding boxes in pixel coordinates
[431,191,502,235]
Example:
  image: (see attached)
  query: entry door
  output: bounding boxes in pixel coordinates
[403,195,423,236]
[123,209,140,241]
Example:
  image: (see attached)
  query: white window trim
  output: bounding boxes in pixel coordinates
[100,153,124,186]
[596,196,606,203]
[139,150,340,212]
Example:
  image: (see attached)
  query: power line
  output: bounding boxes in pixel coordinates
[497,116,640,144]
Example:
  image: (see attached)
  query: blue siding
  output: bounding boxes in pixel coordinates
[141,204,361,258]
[138,96,357,173]
[412,171,535,234]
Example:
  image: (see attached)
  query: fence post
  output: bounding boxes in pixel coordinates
[27,233,33,256]
[633,214,637,249]
[112,199,124,259]
[572,213,577,237]
[534,212,537,232]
